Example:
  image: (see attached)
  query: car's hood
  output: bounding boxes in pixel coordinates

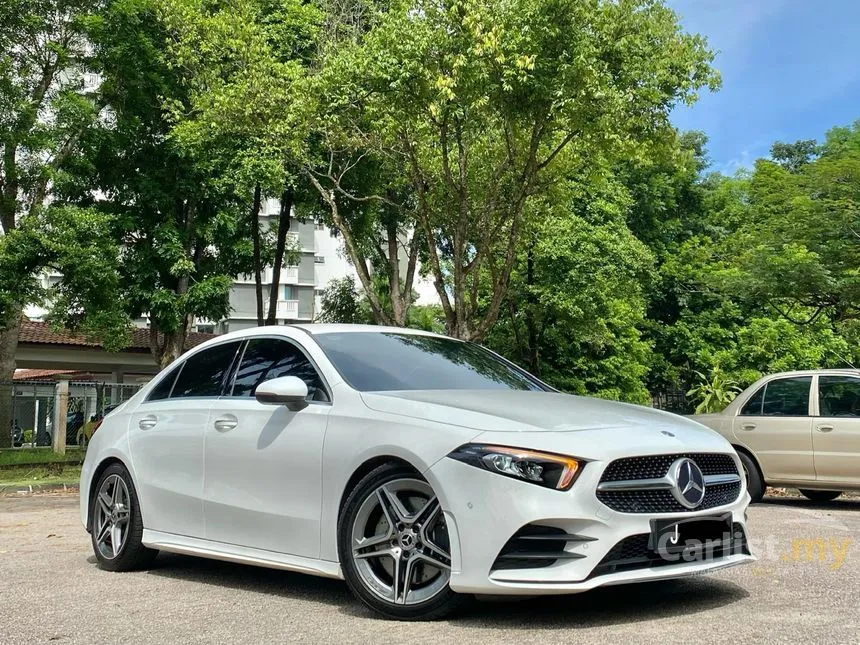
[361,389,731,460]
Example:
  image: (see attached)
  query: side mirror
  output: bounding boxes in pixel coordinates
[255,376,309,411]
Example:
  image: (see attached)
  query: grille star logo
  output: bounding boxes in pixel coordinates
[670,457,706,509]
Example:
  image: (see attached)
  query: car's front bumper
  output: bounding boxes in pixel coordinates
[427,455,754,595]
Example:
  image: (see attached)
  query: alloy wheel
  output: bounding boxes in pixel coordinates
[350,478,451,606]
[93,474,131,560]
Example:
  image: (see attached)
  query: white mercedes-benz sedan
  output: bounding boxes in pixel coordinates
[80,325,754,619]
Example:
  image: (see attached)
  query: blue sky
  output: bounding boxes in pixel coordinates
[667,0,860,173]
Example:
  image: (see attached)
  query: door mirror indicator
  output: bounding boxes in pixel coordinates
[255,376,309,411]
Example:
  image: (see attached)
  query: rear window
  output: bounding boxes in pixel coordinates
[170,342,242,398]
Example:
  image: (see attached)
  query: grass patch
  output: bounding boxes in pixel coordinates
[0,447,84,466]
[0,464,81,487]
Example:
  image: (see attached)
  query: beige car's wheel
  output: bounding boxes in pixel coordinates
[737,451,764,503]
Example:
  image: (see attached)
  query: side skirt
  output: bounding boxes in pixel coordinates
[142,529,344,580]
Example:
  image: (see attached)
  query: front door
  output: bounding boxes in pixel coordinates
[128,340,242,538]
[203,337,331,558]
[732,375,814,482]
[814,375,860,485]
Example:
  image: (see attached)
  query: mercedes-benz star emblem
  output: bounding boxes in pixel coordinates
[669,457,706,509]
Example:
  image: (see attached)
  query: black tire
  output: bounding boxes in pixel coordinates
[737,450,765,503]
[798,489,842,502]
[337,463,462,620]
[90,463,157,571]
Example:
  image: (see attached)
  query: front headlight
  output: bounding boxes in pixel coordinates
[447,444,585,491]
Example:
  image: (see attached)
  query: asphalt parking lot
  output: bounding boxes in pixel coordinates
[1,492,857,644]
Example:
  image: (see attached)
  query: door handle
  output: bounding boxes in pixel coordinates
[816,425,834,433]
[213,415,238,432]
[740,423,756,431]
[138,415,158,430]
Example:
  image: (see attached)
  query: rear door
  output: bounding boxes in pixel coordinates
[128,341,242,538]
[732,376,814,482]
[813,375,860,485]
[202,336,331,557]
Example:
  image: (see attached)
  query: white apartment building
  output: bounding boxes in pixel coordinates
[223,198,438,331]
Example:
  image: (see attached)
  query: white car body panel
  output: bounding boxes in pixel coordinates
[82,324,754,597]
[128,398,210,537]
[202,396,331,557]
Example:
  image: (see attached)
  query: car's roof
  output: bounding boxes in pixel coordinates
[757,368,860,378]
[290,323,449,339]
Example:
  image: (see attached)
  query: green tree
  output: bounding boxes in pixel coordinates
[484,170,654,403]
[317,275,371,324]
[0,0,98,446]
[160,0,320,325]
[725,122,860,332]
[64,0,262,367]
[312,0,717,340]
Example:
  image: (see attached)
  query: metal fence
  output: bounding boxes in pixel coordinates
[6,380,143,449]
[651,388,691,415]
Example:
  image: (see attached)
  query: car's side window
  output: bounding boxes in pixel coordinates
[739,385,765,416]
[170,341,243,398]
[818,376,860,417]
[760,376,812,416]
[231,338,329,402]
[147,363,183,401]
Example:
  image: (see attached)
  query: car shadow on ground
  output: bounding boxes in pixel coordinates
[446,577,748,628]
[113,552,749,627]
[139,552,354,609]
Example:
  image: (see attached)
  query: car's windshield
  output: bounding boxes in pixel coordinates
[314,332,549,392]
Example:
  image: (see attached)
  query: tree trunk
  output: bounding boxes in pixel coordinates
[0,314,22,448]
[148,321,190,370]
[266,187,294,325]
[251,184,264,326]
[385,220,405,326]
[524,245,540,376]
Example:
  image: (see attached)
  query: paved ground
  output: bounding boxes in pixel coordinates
[1,493,858,644]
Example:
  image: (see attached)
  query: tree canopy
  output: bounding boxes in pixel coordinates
[1,0,858,448]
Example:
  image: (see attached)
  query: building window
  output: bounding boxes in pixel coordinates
[314,222,325,231]
[314,289,324,297]
[283,285,298,301]
[314,255,325,264]
[196,324,215,334]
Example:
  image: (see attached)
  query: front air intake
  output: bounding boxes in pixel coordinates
[491,524,594,571]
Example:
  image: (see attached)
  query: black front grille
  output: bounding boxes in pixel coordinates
[597,453,741,514]
[589,522,749,579]
[600,453,738,482]
[597,481,742,514]
[492,524,591,571]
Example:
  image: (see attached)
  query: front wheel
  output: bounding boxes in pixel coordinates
[799,489,841,502]
[338,463,461,620]
[90,463,157,571]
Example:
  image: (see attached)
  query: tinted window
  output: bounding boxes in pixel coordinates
[761,377,811,416]
[231,338,329,402]
[819,376,860,417]
[740,386,765,416]
[314,332,548,392]
[147,364,181,401]
[171,342,242,398]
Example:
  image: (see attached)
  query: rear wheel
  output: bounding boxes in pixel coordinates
[737,450,764,503]
[90,463,157,571]
[799,489,841,502]
[338,463,460,620]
